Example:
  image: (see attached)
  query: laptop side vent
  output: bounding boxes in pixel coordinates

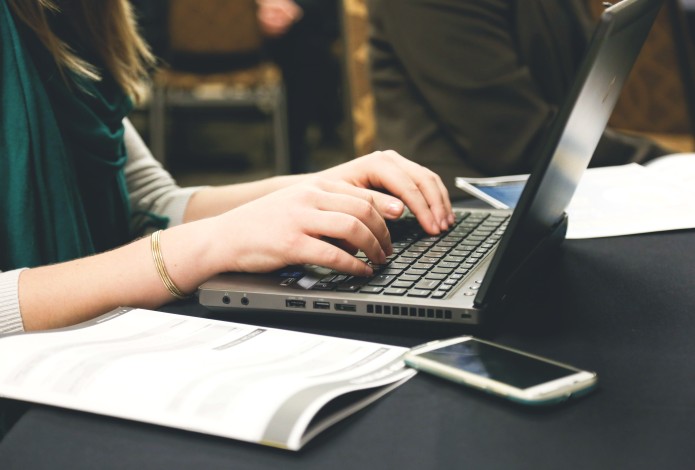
[366,304,452,320]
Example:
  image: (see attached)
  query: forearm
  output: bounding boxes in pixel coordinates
[14,150,452,332]
[183,173,306,222]
[18,219,222,331]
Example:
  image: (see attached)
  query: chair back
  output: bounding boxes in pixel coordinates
[166,0,264,71]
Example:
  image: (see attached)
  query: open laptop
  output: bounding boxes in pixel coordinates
[199,0,664,325]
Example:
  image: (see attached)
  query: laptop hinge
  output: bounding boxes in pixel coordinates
[473,213,568,315]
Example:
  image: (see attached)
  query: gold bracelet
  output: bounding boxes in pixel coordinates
[150,230,189,300]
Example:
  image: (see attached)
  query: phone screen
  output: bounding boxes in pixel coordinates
[417,340,577,389]
[473,182,525,208]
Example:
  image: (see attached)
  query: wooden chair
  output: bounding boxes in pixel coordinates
[586,0,695,152]
[149,0,290,173]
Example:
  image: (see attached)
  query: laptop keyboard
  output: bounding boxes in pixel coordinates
[310,211,509,299]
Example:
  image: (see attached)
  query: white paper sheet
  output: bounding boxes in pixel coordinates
[456,154,695,239]
[566,160,695,238]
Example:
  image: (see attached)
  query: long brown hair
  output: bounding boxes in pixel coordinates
[7,0,155,101]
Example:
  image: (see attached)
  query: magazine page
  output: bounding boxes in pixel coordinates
[0,308,415,450]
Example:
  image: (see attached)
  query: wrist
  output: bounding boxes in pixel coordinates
[157,219,227,293]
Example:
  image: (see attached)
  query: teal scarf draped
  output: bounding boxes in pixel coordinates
[1,1,132,270]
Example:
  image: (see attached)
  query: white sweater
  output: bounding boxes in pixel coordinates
[0,119,204,334]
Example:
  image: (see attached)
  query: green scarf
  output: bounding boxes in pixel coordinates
[1,1,132,270]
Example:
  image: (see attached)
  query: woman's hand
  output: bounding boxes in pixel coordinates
[317,150,455,235]
[188,150,453,277]
[209,178,396,276]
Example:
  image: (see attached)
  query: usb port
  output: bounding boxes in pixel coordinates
[313,301,330,310]
[286,299,306,308]
[334,303,356,312]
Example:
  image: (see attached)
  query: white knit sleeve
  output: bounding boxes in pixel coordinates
[123,118,207,235]
[0,269,26,334]
[1,122,207,335]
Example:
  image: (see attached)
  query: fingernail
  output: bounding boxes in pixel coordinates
[431,222,440,233]
[386,200,404,216]
[448,213,455,224]
[440,219,448,231]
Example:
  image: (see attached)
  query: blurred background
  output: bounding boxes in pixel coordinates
[127,0,695,188]
[129,0,349,188]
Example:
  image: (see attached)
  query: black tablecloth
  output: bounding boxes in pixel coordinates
[2,231,695,469]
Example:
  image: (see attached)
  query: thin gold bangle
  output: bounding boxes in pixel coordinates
[150,230,189,300]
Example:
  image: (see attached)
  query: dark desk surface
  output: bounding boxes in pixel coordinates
[2,231,695,469]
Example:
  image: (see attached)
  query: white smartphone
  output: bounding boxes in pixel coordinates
[404,336,597,405]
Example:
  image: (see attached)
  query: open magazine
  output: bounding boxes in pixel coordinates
[0,308,415,451]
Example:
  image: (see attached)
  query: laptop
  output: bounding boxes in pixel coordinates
[199,0,664,325]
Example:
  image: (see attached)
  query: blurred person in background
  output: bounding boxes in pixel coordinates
[368,0,671,193]
[257,0,344,173]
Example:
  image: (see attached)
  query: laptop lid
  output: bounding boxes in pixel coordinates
[474,0,664,309]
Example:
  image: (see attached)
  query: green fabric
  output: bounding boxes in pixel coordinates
[1,1,132,270]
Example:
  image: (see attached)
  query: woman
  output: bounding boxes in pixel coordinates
[0,0,453,333]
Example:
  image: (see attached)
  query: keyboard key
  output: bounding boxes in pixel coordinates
[360,286,383,294]
[383,288,408,296]
[368,275,396,286]
[432,267,454,275]
[392,281,415,289]
[407,289,432,298]
[424,273,447,280]
[389,262,411,270]
[413,262,435,270]
[312,282,335,291]
[414,279,441,290]
[379,267,405,275]
[336,284,362,292]
[438,262,459,269]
